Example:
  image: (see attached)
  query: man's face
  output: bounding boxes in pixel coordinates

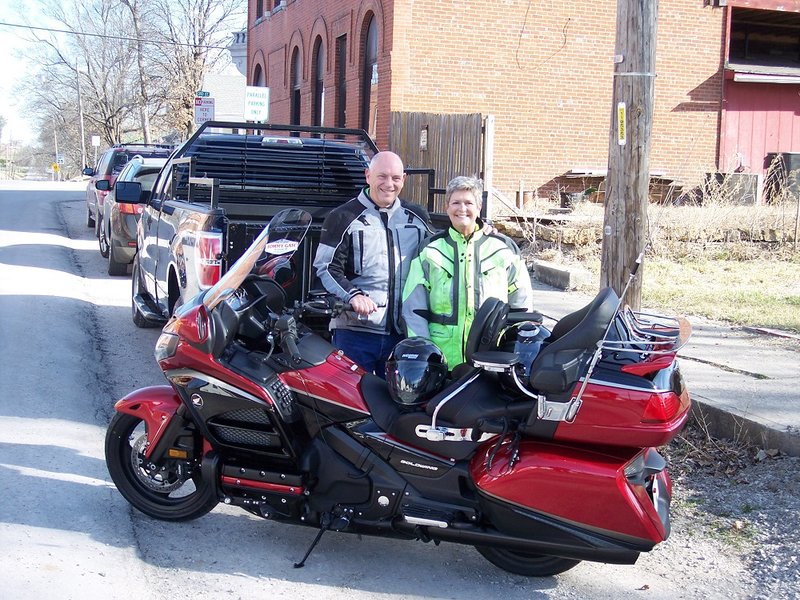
[365,155,406,208]
[447,189,480,235]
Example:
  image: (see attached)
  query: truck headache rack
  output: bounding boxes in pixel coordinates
[171,122,377,207]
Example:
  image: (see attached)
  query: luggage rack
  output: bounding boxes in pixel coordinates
[599,308,692,356]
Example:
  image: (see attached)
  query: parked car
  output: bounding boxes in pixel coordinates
[83,143,173,249]
[95,156,167,275]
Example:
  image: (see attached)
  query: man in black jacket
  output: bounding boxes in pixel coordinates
[313,151,432,377]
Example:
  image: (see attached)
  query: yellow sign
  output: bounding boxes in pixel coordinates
[616,102,626,146]
[52,163,60,172]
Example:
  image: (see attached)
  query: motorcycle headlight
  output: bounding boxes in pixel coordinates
[154,332,179,362]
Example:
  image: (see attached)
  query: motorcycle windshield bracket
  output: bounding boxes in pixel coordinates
[537,396,582,422]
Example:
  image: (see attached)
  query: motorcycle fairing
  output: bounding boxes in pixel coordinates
[470,440,669,545]
[114,385,181,459]
[164,369,300,460]
[280,353,370,422]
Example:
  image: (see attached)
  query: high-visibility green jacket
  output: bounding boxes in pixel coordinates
[401,225,533,367]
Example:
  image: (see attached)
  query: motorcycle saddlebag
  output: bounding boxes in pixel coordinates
[470,440,671,547]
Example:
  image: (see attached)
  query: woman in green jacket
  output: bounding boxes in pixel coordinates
[402,176,534,368]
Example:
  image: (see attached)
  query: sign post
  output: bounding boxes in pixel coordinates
[244,86,270,122]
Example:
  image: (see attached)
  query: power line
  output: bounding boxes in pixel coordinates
[0,20,234,50]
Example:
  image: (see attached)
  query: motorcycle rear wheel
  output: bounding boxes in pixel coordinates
[105,412,218,521]
[475,546,580,577]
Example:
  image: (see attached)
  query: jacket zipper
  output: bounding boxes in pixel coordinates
[380,210,396,334]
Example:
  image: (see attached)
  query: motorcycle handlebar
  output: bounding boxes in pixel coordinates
[284,333,302,364]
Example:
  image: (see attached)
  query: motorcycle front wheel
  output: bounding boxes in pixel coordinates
[475,546,580,577]
[105,412,218,521]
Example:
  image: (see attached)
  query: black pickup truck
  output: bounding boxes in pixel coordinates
[115,122,379,327]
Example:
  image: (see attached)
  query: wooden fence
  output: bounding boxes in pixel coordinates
[389,112,484,213]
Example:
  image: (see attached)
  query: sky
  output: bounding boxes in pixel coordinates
[0,4,43,145]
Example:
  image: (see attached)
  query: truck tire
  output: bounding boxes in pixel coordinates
[131,254,156,328]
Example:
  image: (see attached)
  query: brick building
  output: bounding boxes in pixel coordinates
[247,0,800,212]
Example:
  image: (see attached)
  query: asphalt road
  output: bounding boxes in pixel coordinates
[0,181,753,599]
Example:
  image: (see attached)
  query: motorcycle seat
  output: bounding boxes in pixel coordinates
[361,372,502,461]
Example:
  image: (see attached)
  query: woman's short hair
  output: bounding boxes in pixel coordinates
[445,175,483,206]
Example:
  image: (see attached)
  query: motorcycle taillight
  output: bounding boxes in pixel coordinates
[642,391,681,423]
[195,231,223,289]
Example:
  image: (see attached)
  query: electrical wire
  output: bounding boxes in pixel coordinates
[0,20,233,50]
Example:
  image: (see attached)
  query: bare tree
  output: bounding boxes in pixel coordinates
[151,0,245,137]
[26,0,140,146]
[120,0,156,143]
[17,0,244,157]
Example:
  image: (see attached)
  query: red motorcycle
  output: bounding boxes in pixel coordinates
[105,209,692,577]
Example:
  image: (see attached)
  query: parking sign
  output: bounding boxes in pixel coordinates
[194,97,215,125]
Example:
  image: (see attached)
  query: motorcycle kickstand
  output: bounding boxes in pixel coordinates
[293,512,332,569]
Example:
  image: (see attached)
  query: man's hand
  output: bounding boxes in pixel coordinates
[349,293,378,317]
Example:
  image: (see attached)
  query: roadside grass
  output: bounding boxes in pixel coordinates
[562,255,800,333]
[641,258,800,333]
[518,198,800,333]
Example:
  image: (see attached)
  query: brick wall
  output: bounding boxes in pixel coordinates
[248,0,725,210]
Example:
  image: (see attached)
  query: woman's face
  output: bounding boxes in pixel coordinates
[447,189,480,235]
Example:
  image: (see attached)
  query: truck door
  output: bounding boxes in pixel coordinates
[138,163,170,301]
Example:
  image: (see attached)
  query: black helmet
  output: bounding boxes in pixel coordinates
[385,337,448,409]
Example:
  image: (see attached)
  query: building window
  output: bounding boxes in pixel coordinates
[360,15,378,138]
[728,7,800,73]
[252,64,264,87]
[335,35,347,128]
[256,0,263,19]
[312,37,325,127]
[290,47,301,126]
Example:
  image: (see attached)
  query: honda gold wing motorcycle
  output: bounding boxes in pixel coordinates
[105,208,692,577]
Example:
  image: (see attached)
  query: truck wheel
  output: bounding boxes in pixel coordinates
[131,255,154,328]
[168,272,183,316]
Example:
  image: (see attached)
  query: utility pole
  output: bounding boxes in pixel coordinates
[76,61,88,169]
[53,119,60,182]
[600,0,658,310]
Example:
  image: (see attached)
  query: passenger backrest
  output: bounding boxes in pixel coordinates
[528,287,619,394]
[464,297,509,365]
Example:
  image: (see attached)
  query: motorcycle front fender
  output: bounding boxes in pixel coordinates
[114,385,181,459]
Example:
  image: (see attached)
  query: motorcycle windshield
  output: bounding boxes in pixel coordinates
[203,208,312,310]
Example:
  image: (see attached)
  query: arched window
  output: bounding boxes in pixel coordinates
[252,64,264,87]
[312,37,325,127]
[290,47,301,126]
[360,15,378,138]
